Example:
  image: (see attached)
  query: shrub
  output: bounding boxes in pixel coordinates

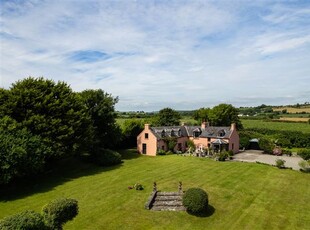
[259,138,274,154]
[297,148,310,160]
[157,150,166,155]
[275,159,286,169]
[42,198,78,229]
[182,188,208,214]
[282,149,292,156]
[93,149,122,166]
[0,210,46,230]
[218,151,229,161]
[298,160,310,172]
[133,183,144,190]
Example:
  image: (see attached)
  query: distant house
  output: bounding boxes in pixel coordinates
[137,122,239,156]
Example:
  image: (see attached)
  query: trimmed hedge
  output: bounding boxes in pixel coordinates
[183,188,209,214]
[42,198,78,229]
[0,210,46,230]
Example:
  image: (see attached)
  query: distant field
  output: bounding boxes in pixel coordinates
[242,119,310,133]
[273,106,310,114]
[0,150,309,229]
[280,113,310,118]
[278,117,309,122]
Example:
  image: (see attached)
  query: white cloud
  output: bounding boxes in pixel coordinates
[1,0,310,111]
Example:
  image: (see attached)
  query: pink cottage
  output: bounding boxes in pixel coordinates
[137,122,239,156]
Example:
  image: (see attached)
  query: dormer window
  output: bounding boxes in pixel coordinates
[193,131,200,138]
[178,129,181,136]
[193,128,201,138]
[161,130,166,137]
[218,130,225,137]
[171,130,175,136]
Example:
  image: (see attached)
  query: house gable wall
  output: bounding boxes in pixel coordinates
[229,129,239,153]
[137,125,158,156]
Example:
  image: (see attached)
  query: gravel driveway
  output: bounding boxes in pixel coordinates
[233,150,303,170]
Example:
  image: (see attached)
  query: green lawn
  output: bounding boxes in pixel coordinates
[242,119,310,133]
[1,150,309,229]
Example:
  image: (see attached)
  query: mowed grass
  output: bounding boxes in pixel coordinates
[242,119,310,133]
[0,150,309,229]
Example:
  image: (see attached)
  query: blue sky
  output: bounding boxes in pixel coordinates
[0,0,309,111]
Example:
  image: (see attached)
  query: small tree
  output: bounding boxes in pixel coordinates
[162,137,178,153]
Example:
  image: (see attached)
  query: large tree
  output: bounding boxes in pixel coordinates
[193,107,210,122]
[154,107,181,126]
[208,103,243,129]
[79,89,121,151]
[120,119,144,147]
[1,77,92,159]
[0,116,51,184]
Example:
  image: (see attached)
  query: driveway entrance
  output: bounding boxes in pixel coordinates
[233,150,302,170]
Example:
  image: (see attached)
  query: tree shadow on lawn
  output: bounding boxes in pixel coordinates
[118,148,142,160]
[187,204,215,218]
[0,157,122,202]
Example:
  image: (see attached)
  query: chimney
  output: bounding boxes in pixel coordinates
[231,123,236,130]
[201,121,206,130]
[181,122,185,126]
[145,124,150,130]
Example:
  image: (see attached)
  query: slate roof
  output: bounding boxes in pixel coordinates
[151,126,188,139]
[150,125,232,140]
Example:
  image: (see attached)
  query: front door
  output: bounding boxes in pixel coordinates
[142,143,147,154]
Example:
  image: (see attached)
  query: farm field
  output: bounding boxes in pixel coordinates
[241,119,310,133]
[0,150,309,229]
[273,106,310,114]
[278,117,309,122]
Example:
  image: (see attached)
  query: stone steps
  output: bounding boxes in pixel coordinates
[150,192,185,211]
[155,196,182,201]
[151,206,186,211]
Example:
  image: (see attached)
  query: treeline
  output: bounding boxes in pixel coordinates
[0,77,121,185]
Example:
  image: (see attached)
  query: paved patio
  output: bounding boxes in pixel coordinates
[233,150,303,170]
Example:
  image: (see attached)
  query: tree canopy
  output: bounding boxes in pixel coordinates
[154,107,181,126]
[0,77,121,185]
[194,104,242,129]
[79,89,121,151]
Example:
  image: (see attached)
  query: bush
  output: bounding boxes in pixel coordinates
[93,149,122,166]
[298,160,310,172]
[42,198,78,229]
[282,149,292,156]
[275,159,286,168]
[157,150,166,155]
[133,183,144,190]
[0,210,46,230]
[259,138,274,154]
[182,188,208,214]
[218,151,229,161]
[297,148,310,160]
